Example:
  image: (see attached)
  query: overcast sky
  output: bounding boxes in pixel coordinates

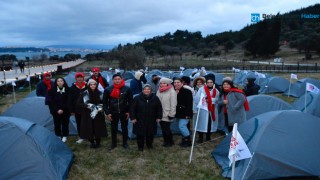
[0,0,318,47]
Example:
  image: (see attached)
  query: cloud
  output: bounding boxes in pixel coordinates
[0,0,318,46]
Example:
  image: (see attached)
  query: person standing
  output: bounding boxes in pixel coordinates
[13,60,19,74]
[194,74,220,143]
[68,72,87,144]
[18,60,25,73]
[156,77,177,147]
[78,79,107,148]
[45,77,70,142]
[243,77,260,96]
[130,84,162,151]
[36,72,54,97]
[173,78,193,147]
[130,70,147,96]
[103,74,133,150]
[87,67,109,93]
[217,79,249,133]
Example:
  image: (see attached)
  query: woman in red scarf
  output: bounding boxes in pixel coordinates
[217,78,249,133]
[194,74,220,143]
[36,72,54,97]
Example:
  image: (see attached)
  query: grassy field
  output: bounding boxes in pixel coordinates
[0,58,319,179]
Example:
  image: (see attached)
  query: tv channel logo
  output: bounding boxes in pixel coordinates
[251,13,260,22]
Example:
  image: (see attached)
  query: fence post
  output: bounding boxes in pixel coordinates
[297,62,300,73]
[315,63,317,73]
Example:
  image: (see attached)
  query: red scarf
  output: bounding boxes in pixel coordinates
[43,79,52,91]
[75,81,86,89]
[204,85,217,121]
[225,88,250,111]
[159,84,173,93]
[110,80,125,99]
[91,75,105,88]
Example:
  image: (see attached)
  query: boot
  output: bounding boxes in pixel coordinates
[197,132,203,143]
[180,136,191,147]
[206,133,211,141]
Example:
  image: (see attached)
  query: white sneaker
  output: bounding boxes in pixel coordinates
[62,136,67,142]
[76,138,84,144]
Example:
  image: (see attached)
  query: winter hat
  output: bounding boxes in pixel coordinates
[223,76,233,81]
[92,67,100,73]
[87,79,97,86]
[143,84,153,92]
[159,77,173,85]
[193,76,206,87]
[204,73,215,83]
[43,72,51,78]
[135,70,144,80]
[75,72,85,78]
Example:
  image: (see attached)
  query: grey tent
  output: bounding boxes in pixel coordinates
[246,95,293,120]
[2,96,78,135]
[259,76,289,94]
[292,92,320,118]
[284,78,320,97]
[212,110,320,180]
[63,72,76,87]
[0,116,74,180]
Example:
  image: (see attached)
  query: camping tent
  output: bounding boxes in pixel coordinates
[212,110,320,179]
[259,76,289,94]
[2,96,78,135]
[0,116,74,180]
[246,95,293,120]
[283,78,320,97]
[292,92,320,118]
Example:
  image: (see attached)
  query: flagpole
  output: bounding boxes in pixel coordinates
[288,77,291,97]
[189,107,201,164]
[304,89,307,113]
[241,152,255,180]
[231,123,238,180]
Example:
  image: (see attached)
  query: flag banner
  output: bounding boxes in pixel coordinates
[290,74,298,80]
[98,83,105,93]
[26,76,30,82]
[306,83,319,94]
[179,66,185,71]
[228,126,252,166]
[12,81,16,86]
[197,93,208,111]
[232,67,235,71]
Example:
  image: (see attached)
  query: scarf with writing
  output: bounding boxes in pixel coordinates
[204,85,217,121]
[110,80,125,99]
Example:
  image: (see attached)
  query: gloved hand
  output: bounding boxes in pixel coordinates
[90,109,98,119]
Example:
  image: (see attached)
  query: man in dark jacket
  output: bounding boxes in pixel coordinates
[243,78,260,96]
[68,72,87,144]
[36,72,54,97]
[87,67,109,93]
[103,74,133,150]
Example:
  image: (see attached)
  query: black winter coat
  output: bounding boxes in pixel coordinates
[103,85,133,115]
[78,90,107,139]
[130,93,162,136]
[68,83,87,113]
[175,87,193,119]
[45,86,70,115]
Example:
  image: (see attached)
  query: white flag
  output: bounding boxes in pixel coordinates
[11,81,16,86]
[290,74,298,80]
[197,93,208,111]
[97,83,105,93]
[26,76,30,82]
[306,83,319,94]
[228,125,252,166]
[179,66,185,71]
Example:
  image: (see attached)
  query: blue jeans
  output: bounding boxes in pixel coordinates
[178,119,190,137]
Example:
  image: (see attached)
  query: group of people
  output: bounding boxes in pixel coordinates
[36,67,256,152]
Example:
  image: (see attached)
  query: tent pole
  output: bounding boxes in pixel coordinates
[189,107,200,164]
